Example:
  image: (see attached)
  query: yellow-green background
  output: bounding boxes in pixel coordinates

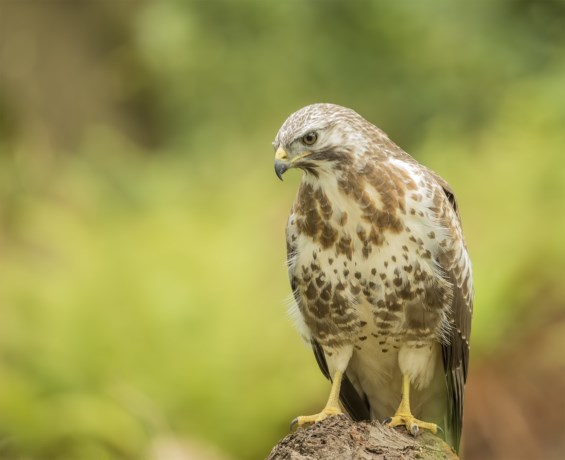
[0,1,564,459]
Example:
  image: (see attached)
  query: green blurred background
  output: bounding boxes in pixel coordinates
[0,1,564,459]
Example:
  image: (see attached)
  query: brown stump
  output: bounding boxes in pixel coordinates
[267,416,459,460]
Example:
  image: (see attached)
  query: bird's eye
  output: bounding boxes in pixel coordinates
[302,132,318,146]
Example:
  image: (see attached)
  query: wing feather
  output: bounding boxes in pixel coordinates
[438,184,473,452]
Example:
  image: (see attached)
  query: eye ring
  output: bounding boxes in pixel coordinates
[302,132,318,146]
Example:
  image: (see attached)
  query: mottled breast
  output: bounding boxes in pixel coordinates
[286,157,455,350]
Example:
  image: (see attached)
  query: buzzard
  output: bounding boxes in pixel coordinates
[273,103,473,452]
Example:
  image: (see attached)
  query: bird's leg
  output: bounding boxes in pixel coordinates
[291,370,344,430]
[385,373,438,436]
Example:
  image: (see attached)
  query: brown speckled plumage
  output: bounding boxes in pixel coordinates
[274,103,473,451]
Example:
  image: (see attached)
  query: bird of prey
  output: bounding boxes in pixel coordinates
[273,103,473,452]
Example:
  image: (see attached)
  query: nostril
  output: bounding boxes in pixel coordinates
[275,147,288,161]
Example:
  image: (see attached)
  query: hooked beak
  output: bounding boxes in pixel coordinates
[274,147,289,181]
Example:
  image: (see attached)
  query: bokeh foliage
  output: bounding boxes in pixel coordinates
[0,1,564,459]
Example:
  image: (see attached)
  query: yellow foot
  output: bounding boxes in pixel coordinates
[384,413,439,437]
[290,406,342,431]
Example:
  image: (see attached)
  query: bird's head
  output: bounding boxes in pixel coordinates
[273,103,375,180]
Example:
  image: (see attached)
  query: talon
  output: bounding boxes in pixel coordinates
[290,417,299,432]
[290,406,342,430]
[386,414,438,436]
[382,417,392,425]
